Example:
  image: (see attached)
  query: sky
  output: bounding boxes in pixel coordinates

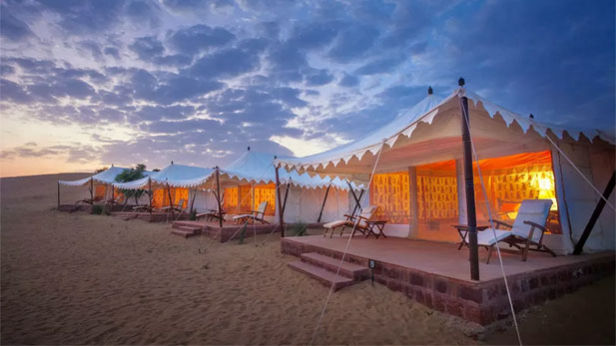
[0,0,614,177]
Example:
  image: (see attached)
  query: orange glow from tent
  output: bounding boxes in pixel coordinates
[369,150,560,234]
[223,183,276,216]
[151,187,188,209]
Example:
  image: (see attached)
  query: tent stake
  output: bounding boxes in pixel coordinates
[460,88,480,281]
[90,177,94,204]
[317,184,331,223]
[573,171,616,255]
[275,164,285,237]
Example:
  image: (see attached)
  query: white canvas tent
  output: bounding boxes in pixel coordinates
[217,149,355,224]
[277,87,615,254]
[58,166,134,204]
[112,163,216,212]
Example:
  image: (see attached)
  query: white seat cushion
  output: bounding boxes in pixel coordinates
[476,229,512,246]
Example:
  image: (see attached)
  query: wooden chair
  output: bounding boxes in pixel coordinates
[160,199,186,213]
[232,201,269,224]
[323,205,377,238]
[196,209,227,222]
[476,199,556,263]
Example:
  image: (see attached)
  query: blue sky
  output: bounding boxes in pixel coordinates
[0,0,614,176]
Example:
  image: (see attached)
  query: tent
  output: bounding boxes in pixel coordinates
[58,166,132,205]
[277,87,615,254]
[112,163,215,212]
[217,149,356,224]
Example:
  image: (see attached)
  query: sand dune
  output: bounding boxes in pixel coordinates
[1,173,614,345]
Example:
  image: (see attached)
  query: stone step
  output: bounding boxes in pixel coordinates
[171,227,198,238]
[288,261,356,291]
[300,252,369,280]
[172,222,202,232]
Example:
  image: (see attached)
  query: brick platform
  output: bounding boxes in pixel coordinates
[281,236,615,325]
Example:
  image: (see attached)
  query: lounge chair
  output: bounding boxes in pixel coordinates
[196,208,226,222]
[323,205,377,238]
[160,198,186,213]
[232,201,269,224]
[477,199,556,263]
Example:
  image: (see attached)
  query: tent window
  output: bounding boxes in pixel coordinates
[95,185,106,199]
[254,183,276,216]
[370,172,410,223]
[413,150,560,241]
[151,187,188,209]
[223,184,276,216]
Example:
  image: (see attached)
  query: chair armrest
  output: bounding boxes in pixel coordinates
[357,215,371,221]
[490,219,513,229]
[523,220,547,233]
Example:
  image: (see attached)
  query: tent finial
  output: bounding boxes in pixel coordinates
[247,146,250,151]
[171,160,174,165]
[273,155,277,160]
[529,113,534,119]
[458,77,465,87]
[428,86,433,95]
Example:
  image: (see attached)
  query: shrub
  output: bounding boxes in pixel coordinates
[290,222,307,236]
[91,205,104,215]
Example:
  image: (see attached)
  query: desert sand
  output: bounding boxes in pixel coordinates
[1,173,614,345]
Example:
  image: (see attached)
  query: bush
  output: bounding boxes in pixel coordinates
[290,222,307,236]
[91,205,104,215]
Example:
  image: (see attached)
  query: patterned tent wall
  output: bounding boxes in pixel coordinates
[369,151,560,235]
[151,187,189,209]
[223,184,276,216]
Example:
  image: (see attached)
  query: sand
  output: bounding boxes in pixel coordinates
[1,173,614,345]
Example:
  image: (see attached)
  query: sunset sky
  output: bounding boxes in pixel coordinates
[1,0,614,177]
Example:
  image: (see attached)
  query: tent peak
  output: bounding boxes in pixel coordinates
[247,146,250,151]
[458,77,465,86]
[529,113,534,119]
[428,86,433,95]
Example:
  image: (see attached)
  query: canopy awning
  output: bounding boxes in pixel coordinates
[219,150,357,190]
[59,166,129,186]
[276,88,614,182]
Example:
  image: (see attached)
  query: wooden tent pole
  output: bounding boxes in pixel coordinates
[148,177,152,214]
[317,184,332,223]
[89,177,94,204]
[282,183,290,217]
[215,167,223,228]
[275,164,284,237]
[166,183,175,220]
[459,79,480,281]
[573,171,616,255]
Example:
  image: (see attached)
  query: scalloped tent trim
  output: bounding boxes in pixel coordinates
[276,88,614,174]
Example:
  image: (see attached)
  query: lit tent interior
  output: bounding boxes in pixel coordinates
[58,166,137,204]
[276,87,615,254]
[112,163,215,211]
[217,149,355,224]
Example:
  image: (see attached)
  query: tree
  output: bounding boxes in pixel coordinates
[115,164,148,206]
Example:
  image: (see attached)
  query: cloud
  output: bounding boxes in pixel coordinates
[168,24,235,56]
[189,47,261,79]
[0,5,35,41]
[328,24,380,62]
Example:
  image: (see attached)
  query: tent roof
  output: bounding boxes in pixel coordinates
[276,88,614,181]
[112,163,214,189]
[221,150,355,190]
[59,166,130,186]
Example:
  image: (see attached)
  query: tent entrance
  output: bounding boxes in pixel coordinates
[370,150,560,242]
[223,183,276,216]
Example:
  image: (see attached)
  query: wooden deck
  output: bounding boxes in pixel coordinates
[282,235,615,325]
